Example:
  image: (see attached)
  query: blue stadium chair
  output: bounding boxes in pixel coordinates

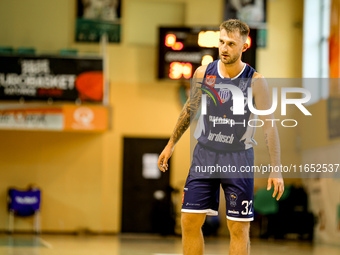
[7,186,41,234]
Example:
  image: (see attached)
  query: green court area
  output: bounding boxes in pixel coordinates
[0,235,47,247]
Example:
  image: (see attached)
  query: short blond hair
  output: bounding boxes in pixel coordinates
[220,19,249,40]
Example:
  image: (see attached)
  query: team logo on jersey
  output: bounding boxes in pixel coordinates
[230,192,238,207]
[218,88,231,103]
[239,80,248,92]
[205,75,216,87]
[197,82,223,107]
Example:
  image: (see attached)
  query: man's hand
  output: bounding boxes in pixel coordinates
[267,173,284,201]
[158,144,174,172]
[156,66,205,173]
[252,75,284,201]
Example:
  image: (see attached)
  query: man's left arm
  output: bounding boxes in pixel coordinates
[252,73,284,200]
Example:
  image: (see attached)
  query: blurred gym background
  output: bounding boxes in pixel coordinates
[0,0,339,252]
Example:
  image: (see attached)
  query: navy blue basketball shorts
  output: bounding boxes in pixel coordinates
[181,143,255,221]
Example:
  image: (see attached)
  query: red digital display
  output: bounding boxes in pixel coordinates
[169,62,192,79]
[158,27,257,80]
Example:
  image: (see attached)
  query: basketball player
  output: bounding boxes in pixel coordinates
[158,19,284,255]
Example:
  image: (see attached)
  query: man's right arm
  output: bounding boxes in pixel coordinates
[157,66,206,172]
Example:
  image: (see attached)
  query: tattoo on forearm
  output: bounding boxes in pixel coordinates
[170,102,191,144]
[264,133,269,151]
[170,74,202,144]
[265,130,281,167]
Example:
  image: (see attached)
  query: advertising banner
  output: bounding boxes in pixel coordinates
[0,55,104,103]
[0,105,109,132]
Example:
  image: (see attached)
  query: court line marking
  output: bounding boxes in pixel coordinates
[38,238,53,249]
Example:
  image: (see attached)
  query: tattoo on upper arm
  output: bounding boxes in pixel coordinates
[187,76,202,115]
[170,71,202,144]
[251,77,259,87]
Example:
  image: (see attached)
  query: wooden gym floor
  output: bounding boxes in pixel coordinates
[0,234,339,255]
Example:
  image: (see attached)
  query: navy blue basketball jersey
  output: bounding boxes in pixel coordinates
[194,60,257,152]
